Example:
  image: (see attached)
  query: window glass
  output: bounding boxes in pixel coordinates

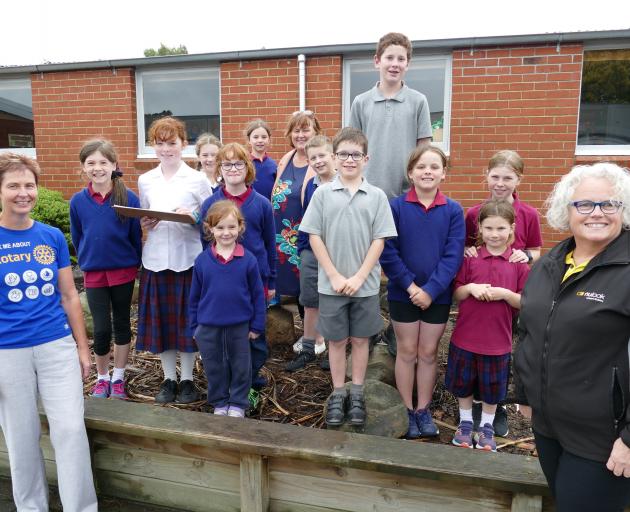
[578,50,630,148]
[0,78,34,150]
[137,67,220,154]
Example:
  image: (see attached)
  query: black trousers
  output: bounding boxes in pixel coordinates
[534,430,630,512]
[86,280,135,356]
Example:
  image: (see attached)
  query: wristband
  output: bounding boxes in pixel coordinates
[525,250,533,264]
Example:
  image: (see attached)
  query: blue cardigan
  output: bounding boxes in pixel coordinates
[297,176,319,254]
[199,188,277,290]
[252,155,277,201]
[69,188,142,271]
[189,248,266,333]
[380,192,465,305]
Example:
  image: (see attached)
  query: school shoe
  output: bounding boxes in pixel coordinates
[325,394,346,426]
[472,401,482,432]
[177,380,200,403]
[285,351,316,372]
[493,405,509,437]
[91,379,110,398]
[405,409,421,439]
[155,379,178,404]
[109,380,128,400]
[346,393,367,426]
[227,406,245,418]
[452,420,474,448]
[476,423,497,452]
[416,408,440,437]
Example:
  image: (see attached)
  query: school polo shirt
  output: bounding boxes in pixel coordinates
[349,83,432,199]
[450,246,530,356]
[465,194,542,250]
[299,175,397,297]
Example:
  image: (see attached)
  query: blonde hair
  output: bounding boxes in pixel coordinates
[487,150,524,179]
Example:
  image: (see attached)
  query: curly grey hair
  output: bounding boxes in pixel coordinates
[546,162,630,231]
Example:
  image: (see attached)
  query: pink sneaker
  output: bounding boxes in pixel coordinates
[91,379,110,398]
[110,380,128,400]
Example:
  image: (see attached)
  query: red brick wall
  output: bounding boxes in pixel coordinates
[31,68,139,197]
[445,44,584,247]
[220,56,342,161]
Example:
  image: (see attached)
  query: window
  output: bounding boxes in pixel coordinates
[0,77,35,156]
[136,67,220,157]
[343,55,452,152]
[577,49,630,155]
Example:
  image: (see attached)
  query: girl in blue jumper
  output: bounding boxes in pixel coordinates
[190,200,266,417]
[246,119,277,201]
[199,143,276,399]
[70,139,142,400]
[380,145,465,439]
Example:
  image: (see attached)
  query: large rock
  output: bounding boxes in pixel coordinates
[325,379,407,438]
[78,291,94,338]
[346,343,395,386]
[265,306,296,345]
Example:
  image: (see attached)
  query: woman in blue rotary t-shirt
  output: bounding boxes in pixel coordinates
[0,153,97,511]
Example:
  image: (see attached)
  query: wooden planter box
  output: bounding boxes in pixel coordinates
[0,398,552,511]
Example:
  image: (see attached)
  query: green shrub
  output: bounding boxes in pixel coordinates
[31,187,75,260]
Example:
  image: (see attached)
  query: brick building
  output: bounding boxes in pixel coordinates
[1,29,629,248]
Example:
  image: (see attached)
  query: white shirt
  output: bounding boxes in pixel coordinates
[138,162,212,272]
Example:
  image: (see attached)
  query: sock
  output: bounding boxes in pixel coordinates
[350,383,364,396]
[459,407,473,423]
[481,411,496,428]
[333,386,347,397]
[112,367,125,382]
[160,350,178,381]
[97,372,110,382]
[301,338,315,354]
[180,352,197,382]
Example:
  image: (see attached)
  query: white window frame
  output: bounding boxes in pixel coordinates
[0,76,35,157]
[135,66,220,158]
[575,43,630,156]
[342,53,452,154]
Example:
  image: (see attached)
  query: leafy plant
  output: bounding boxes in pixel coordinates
[31,187,75,261]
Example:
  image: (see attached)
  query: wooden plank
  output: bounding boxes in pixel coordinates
[240,454,269,512]
[92,444,239,491]
[270,500,344,512]
[72,399,548,496]
[511,493,543,512]
[269,470,512,512]
[96,470,240,512]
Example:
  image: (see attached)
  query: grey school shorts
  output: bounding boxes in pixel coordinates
[298,249,319,308]
[317,293,383,341]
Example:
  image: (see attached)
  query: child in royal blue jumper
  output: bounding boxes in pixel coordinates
[246,119,277,201]
[199,143,276,400]
[70,139,142,400]
[190,200,266,417]
[380,145,465,439]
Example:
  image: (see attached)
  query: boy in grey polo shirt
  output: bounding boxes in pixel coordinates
[299,127,397,427]
[349,32,432,199]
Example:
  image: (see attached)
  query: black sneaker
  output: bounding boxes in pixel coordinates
[320,353,330,371]
[325,394,346,426]
[472,401,482,432]
[346,393,366,426]
[383,323,397,357]
[284,351,315,372]
[177,380,200,404]
[155,379,178,404]
[493,405,509,437]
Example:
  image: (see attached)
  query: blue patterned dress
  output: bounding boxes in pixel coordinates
[271,152,308,297]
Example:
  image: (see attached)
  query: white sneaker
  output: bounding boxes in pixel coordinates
[227,406,245,418]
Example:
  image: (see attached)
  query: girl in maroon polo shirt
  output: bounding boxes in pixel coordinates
[464,150,542,264]
[446,200,529,452]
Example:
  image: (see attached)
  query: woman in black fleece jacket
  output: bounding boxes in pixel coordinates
[515,162,630,512]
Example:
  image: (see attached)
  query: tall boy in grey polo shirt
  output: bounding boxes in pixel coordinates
[300,128,397,427]
[349,32,432,199]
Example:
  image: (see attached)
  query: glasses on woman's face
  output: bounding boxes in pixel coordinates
[570,199,624,215]
[221,161,246,171]
[335,151,365,162]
